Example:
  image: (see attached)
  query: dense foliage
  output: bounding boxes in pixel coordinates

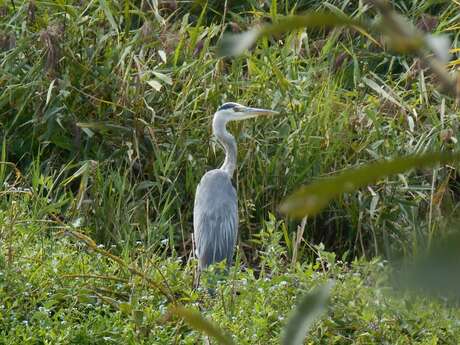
[2,200,460,343]
[1,0,458,257]
[1,0,459,343]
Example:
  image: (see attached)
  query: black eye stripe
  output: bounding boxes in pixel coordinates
[218,102,239,111]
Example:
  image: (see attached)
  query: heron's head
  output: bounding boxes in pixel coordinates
[215,102,279,121]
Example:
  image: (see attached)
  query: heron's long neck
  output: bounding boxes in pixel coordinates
[213,114,237,177]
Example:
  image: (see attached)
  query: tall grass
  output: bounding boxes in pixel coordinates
[1,0,458,263]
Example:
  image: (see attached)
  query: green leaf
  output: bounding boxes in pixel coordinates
[170,305,235,345]
[76,122,131,134]
[217,12,363,57]
[362,77,404,109]
[77,293,97,304]
[132,309,144,327]
[282,281,333,345]
[119,302,132,315]
[261,13,361,36]
[280,152,460,218]
[135,180,159,192]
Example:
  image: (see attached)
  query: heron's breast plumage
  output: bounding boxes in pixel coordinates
[193,169,238,268]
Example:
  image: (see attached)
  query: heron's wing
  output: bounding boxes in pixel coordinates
[193,170,238,269]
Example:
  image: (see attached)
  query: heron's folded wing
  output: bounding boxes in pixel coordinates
[193,170,238,268]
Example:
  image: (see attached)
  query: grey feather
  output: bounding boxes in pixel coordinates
[194,169,238,269]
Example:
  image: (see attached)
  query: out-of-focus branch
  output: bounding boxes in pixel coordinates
[370,0,458,100]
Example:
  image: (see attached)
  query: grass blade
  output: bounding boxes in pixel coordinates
[280,152,460,218]
[99,0,118,33]
[45,79,56,109]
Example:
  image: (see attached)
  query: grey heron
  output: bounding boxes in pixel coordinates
[193,102,279,272]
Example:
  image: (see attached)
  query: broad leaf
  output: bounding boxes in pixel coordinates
[261,13,361,36]
[282,281,333,345]
[217,13,363,57]
[170,306,235,345]
[280,152,460,218]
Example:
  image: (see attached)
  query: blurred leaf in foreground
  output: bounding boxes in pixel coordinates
[282,281,333,345]
[395,231,460,299]
[280,152,460,218]
[169,305,234,345]
[217,3,456,97]
[217,13,362,57]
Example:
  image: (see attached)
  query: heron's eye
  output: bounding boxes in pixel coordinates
[233,106,244,112]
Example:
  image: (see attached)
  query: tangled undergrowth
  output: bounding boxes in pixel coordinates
[1,199,460,344]
[1,1,460,343]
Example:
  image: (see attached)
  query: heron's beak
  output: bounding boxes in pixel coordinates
[241,106,280,119]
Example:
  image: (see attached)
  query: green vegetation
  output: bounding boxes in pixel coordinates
[2,205,460,343]
[1,1,459,343]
